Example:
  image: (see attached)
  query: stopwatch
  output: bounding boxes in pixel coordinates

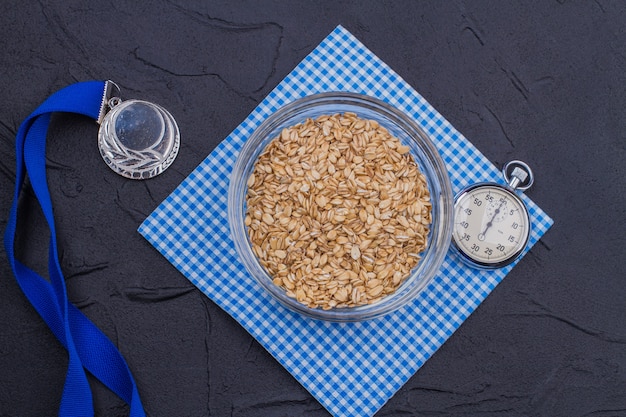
[451,160,534,269]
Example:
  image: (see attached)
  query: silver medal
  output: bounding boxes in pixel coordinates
[97,81,180,180]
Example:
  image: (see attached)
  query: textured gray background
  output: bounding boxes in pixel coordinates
[1,1,624,416]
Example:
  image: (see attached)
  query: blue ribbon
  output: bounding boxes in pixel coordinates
[4,81,146,416]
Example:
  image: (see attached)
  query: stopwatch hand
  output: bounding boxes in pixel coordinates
[478,200,506,240]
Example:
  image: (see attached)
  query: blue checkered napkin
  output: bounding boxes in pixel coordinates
[139,26,553,417]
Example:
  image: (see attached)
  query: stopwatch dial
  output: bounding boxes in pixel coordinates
[485,198,507,223]
[453,185,530,267]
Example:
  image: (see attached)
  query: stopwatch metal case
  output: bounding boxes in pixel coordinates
[451,160,534,270]
[97,80,180,180]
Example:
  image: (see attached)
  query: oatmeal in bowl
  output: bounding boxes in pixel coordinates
[228,93,452,321]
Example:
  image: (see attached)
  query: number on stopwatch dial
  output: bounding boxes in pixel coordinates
[453,184,530,267]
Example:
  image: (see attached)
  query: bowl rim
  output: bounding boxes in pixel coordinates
[228,91,453,322]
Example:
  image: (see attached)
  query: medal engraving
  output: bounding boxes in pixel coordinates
[97,82,180,179]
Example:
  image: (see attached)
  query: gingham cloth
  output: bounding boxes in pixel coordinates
[139,26,553,417]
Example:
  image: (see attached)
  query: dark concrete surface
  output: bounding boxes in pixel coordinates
[1,1,624,416]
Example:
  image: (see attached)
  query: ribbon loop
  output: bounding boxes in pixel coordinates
[5,81,146,417]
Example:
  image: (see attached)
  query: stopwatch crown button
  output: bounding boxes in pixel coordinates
[508,167,528,189]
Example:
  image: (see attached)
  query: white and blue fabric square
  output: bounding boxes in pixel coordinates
[139,26,554,417]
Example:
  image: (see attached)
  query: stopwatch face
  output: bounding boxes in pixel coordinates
[452,184,531,269]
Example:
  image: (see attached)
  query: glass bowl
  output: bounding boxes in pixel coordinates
[228,92,453,322]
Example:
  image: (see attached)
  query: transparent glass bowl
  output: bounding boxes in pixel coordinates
[228,92,453,322]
